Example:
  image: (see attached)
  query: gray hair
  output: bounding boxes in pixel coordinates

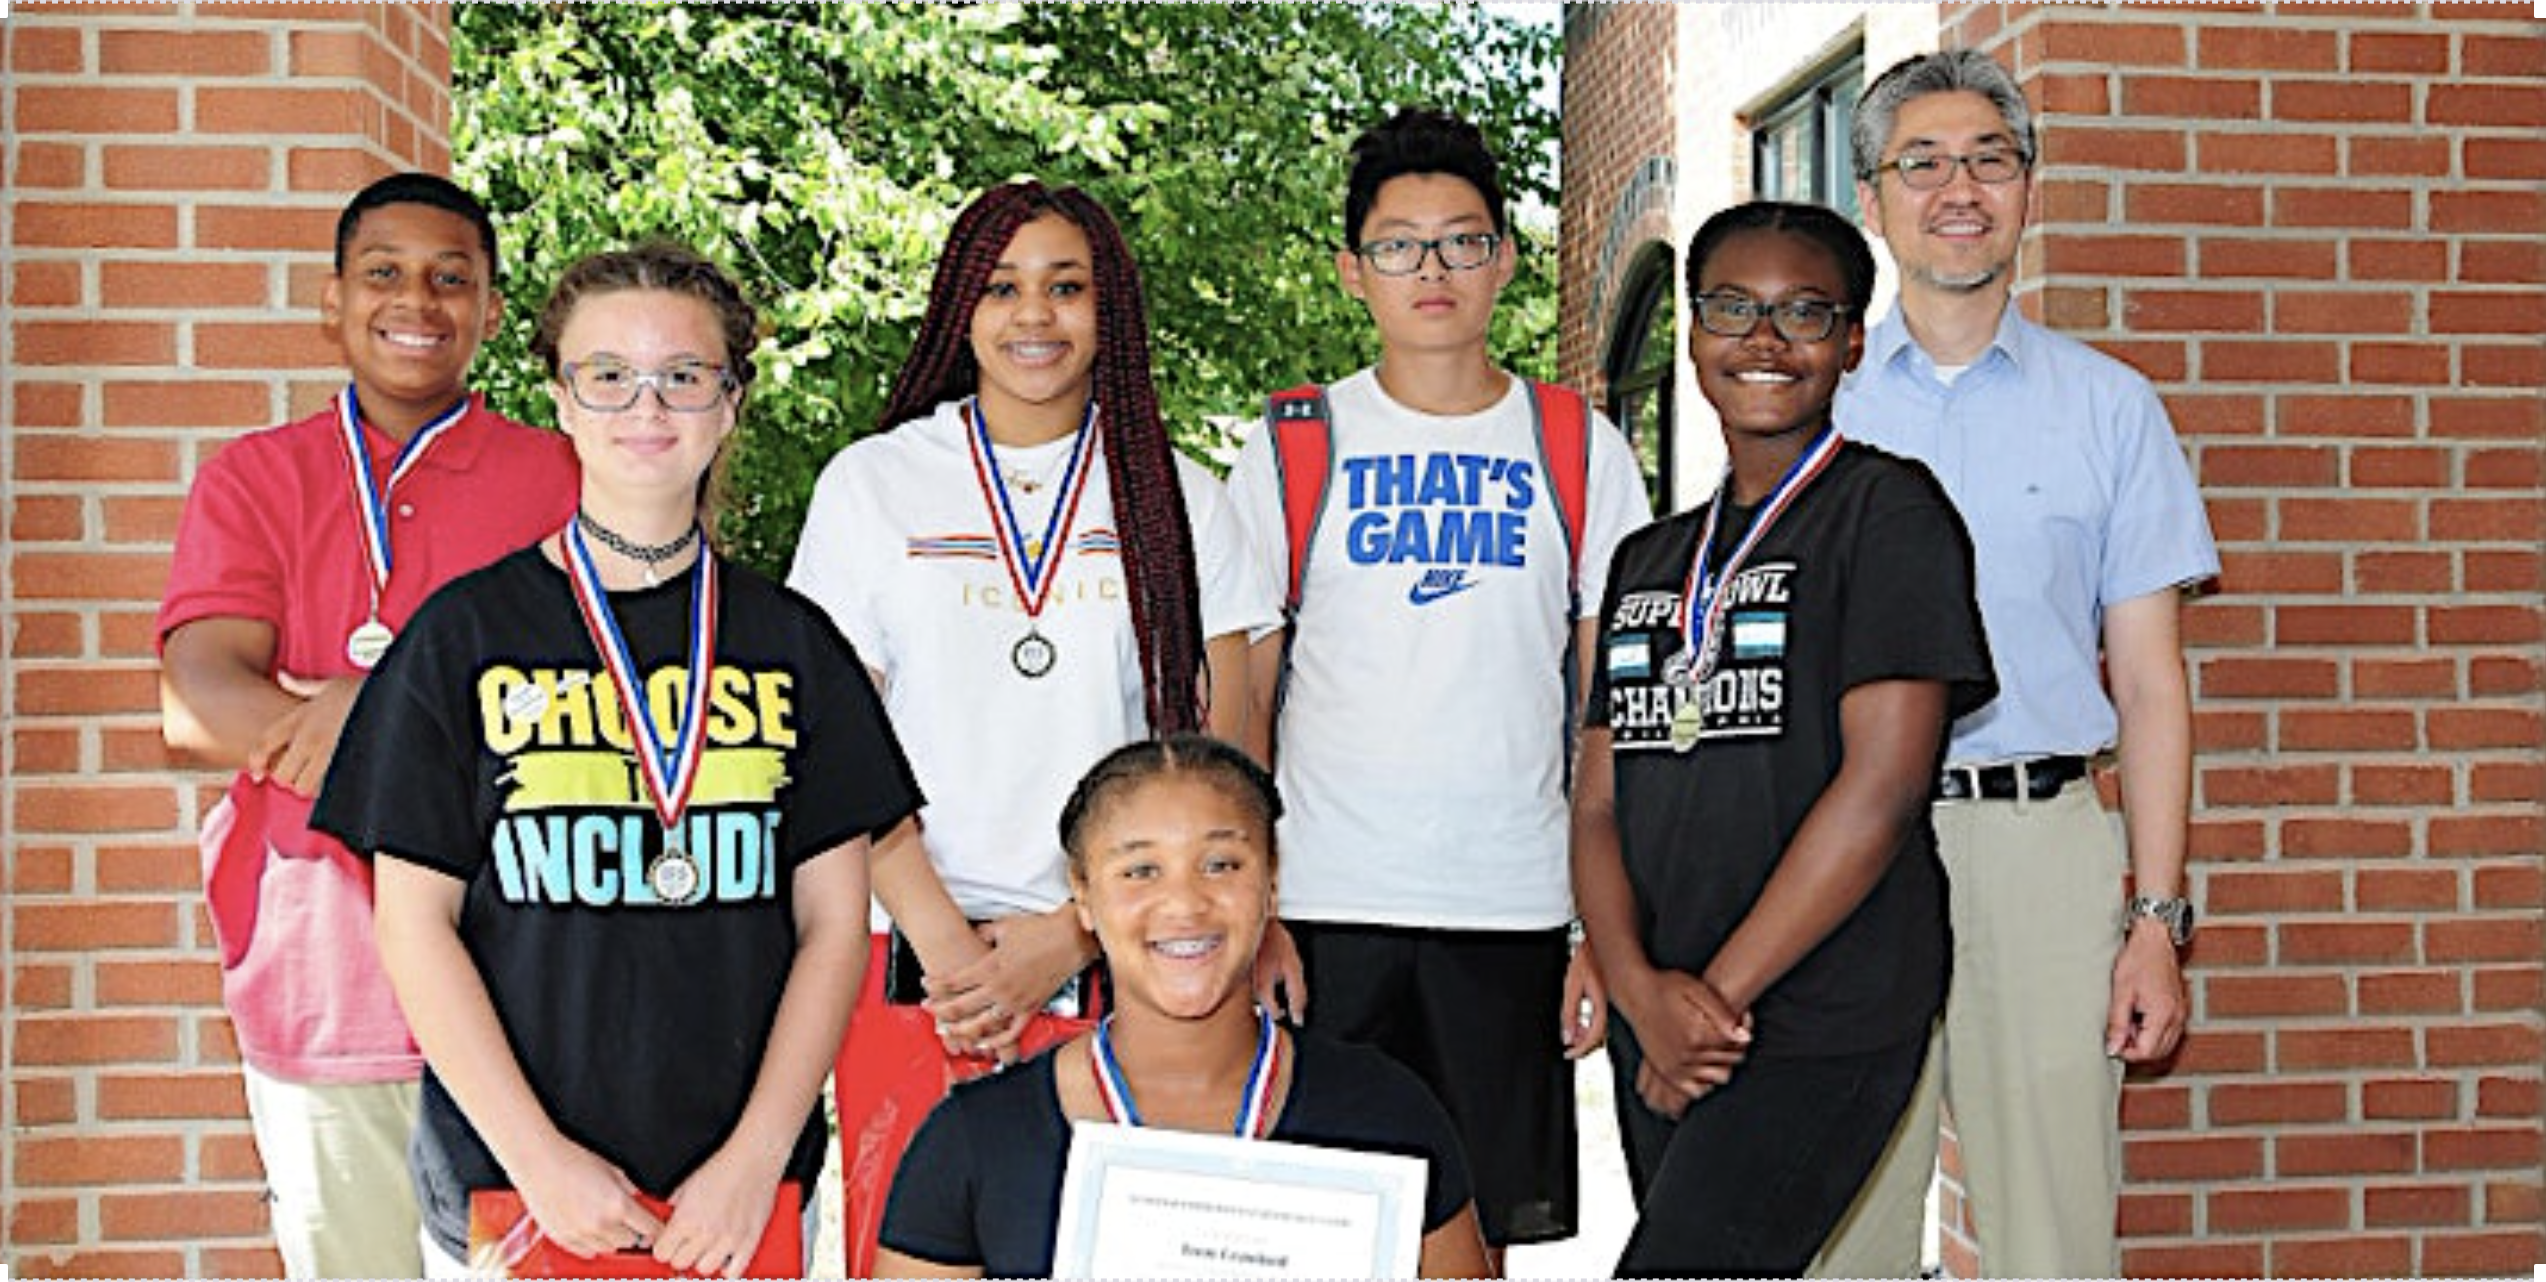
[1852,49,2038,180]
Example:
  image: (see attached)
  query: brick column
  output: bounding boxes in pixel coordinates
[6,5,456,1275]
[1950,3,2546,1276]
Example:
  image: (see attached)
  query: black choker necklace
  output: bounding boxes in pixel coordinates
[576,510,700,586]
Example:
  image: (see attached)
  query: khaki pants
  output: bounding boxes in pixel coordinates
[1812,785,2127,1278]
[242,1064,422,1279]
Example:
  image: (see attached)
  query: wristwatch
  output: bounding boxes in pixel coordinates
[2127,894,2197,947]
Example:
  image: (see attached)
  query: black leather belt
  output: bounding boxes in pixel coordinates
[1935,755,2090,802]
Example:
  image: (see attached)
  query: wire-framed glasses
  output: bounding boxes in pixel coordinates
[560,359,735,413]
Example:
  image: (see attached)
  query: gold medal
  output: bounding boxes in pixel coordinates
[1669,697,1706,754]
[345,618,396,669]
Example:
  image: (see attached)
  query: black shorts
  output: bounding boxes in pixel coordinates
[1288,920,1577,1246]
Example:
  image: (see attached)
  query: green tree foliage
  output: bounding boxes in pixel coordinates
[455,3,1558,573]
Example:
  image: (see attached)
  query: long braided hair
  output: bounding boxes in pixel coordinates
[876,180,1205,735]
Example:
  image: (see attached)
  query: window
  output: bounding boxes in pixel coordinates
[1605,245,1675,513]
[1751,54,1863,218]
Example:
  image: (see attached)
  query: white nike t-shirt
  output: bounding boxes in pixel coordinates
[1225,368,1651,929]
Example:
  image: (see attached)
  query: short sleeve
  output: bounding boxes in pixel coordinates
[1183,458,1283,645]
[2101,383,2221,605]
[877,1088,989,1268]
[1583,532,1636,732]
[1840,465,1998,721]
[310,595,487,878]
[773,590,923,865]
[1576,407,1657,621]
[787,448,894,677]
[1221,412,1293,641]
[158,442,290,646]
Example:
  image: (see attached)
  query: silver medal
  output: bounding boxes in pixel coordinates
[1012,630,1057,679]
[346,618,396,669]
[649,844,702,904]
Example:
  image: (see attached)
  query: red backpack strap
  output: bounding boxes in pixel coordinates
[1266,384,1334,614]
[1529,380,1592,604]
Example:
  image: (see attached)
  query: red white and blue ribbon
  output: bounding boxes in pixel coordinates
[336,385,470,605]
[962,398,1099,629]
[1675,427,1844,683]
[561,518,718,837]
[1090,1008,1279,1138]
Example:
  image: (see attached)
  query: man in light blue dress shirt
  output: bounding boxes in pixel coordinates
[1810,50,2220,1279]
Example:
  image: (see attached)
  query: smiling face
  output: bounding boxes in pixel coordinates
[1337,172,1515,363]
[547,288,737,509]
[1857,89,2035,298]
[969,213,1100,440]
[1689,228,1865,445]
[1071,772,1276,1024]
[322,202,502,433]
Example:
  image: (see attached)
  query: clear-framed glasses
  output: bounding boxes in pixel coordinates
[1874,147,2029,191]
[1353,232,1504,277]
[1692,292,1858,344]
[560,359,736,413]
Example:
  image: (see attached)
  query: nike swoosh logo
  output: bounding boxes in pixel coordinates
[1407,570,1480,606]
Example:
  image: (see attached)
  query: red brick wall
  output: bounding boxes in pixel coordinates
[1557,2,1678,406]
[6,6,456,1275]
[1955,4,2543,1276]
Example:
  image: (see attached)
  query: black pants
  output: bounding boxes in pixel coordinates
[1609,1017,1928,1278]
[1288,921,1578,1246]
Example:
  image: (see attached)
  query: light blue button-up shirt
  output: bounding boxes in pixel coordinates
[1838,304,2219,764]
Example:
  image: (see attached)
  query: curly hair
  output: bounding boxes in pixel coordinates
[877,181,1206,735]
[530,241,761,547]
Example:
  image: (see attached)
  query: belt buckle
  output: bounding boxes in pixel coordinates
[1937,764,1983,802]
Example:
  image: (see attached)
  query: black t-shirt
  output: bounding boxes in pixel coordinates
[1586,443,1994,1055]
[312,546,922,1252]
[880,1031,1475,1276]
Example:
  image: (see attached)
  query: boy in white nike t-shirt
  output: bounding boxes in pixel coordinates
[1223,106,1652,1269]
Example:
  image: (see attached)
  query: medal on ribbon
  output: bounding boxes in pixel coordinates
[562,518,718,905]
[1090,1009,1281,1138]
[964,398,1098,680]
[1668,428,1844,753]
[336,386,470,669]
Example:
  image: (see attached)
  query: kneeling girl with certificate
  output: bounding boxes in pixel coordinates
[875,735,1490,1279]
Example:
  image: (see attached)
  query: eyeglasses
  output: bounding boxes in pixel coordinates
[559,359,735,413]
[1692,292,1858,344]
[1872,148,2029,190]
[1353,232,1504,277]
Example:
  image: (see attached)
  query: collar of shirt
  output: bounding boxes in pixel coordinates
[1863,303,2037,387]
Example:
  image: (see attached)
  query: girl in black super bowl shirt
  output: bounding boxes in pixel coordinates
[1572,202,1996,1277]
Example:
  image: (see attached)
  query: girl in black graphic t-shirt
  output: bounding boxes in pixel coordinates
[315,244,920,1277]
[1572,202,1995,1278]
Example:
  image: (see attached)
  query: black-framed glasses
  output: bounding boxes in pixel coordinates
[1872,147,2029,191]
[1692,292,1858,344]
[1353,232,1503,277]
[560,359,735,413]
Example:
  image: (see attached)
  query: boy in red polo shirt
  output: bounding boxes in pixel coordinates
[158,172,577,1277]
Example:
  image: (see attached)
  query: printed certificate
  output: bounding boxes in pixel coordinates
[1052,1122,1428,1278]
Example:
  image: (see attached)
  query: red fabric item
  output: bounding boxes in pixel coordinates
[467,1185,801,1278]
[159,399,578,1082]
[834,933,1092,1277]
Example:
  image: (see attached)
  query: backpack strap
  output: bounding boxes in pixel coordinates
[1266,384,1335,616]
[1527,380,1595,791]
[1528,379,1592,610]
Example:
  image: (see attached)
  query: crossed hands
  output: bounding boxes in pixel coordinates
[248,673,362,798]
[1624,969,1753,1121]
[921,906,1089,1062]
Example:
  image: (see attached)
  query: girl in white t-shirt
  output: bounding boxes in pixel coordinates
[788,179,1279,1276]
